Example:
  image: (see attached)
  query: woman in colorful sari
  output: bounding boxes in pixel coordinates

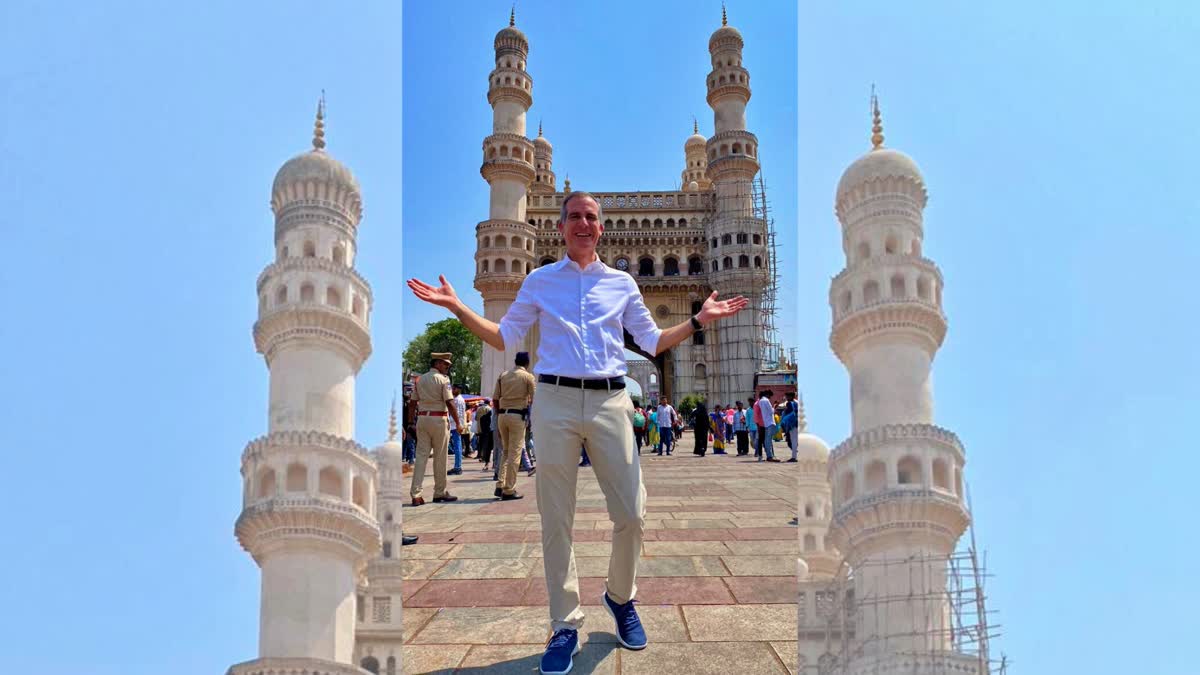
[648,408,660,453]
[712,407,727,454]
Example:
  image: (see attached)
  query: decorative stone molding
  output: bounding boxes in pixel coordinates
[272,185,363,225]
[472,277,523,300]
[365,558,405,581]
[235,495,381,563]
[257,256,374,302]
[829,299,947,362]
[841,651,983,675]
[836,175,928,218]
[830,489,970,558]
[275,203,360,240]
[227,657,372,675]
[830,254,943,289]
[253,305,373,371]
[830,423,965,463]
[242,430,373,463]
[480,157,536,184]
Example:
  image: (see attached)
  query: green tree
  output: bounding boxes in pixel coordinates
[402,319,483,394]
[677,393,706,425]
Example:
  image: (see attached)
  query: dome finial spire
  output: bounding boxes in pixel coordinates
[722,2,728,26]
[538,119,543,137]
[693,115,699,134]
[870,84,884,151]
[510,4,515,26]
[312,90,327,151]
[387,391,398,441]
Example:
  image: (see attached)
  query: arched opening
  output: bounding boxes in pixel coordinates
[933,458,951,490]
[525,262,531,274]
[386,656,396,675]
[488,147,497,159]
[866,460,887,491]
[732,143,742,154]
[616,219,626,228]
[738,255,749,268]
[499,145,509,157]
[736,233,748,244]
[360,657,380,674]
[512,258,521,274]
[679,218,688,226]
[912,239,923,256]
[856,241,870,262]
[804,503,814,518]
[274,286,287,306]
[494,259,507,274]
[257,467,277,499]
[352,295,364,318]
[280,245,289,259]
[482,235,491,248]
[917,276,932,300]
[663,257,679,276]
[382,541,392,558]
[885,234,899,254]
[955,467,963,496]
[654,218,663,227]
[332,244,346,265]
[840,290,852,313]
[286,462,306,492]
[722,234,732,245]
[863,280,880,303]
[326,286,342,308]
[352,476,369,508]
[540,257,556,267]
[752,233,761,244]
[638,257,655,276]
[300,283,315,303]
[694,363,707,384]
[711,260,719,272]
[753,255,762,268]
[641,218,651,228]
[897,456,922,485]
[318,466,344,497]
[688,256,703,275]
[303,240,316,258]
[840,471,856,501]
[495,234,507,248]
[666,218,675,227]
[711,237,718,249]
[604,219,613,227]
[890,274,906,298]
[803,533,817,551]
[481,259,489,273]
[722,256,732,269]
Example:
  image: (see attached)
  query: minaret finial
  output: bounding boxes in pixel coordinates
[870,84,884,150]
[312,90,326,151]
[538,119,543,137]
[387,391,398,441]
[510,4,515,26]
[693,116,699,134]
[563,173,571,193]
[722,3,728,26]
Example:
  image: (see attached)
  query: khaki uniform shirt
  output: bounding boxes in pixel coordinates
[414,369,453,412]
[494,366,536,410]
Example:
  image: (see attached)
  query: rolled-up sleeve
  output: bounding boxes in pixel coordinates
[498,280,539,350]
[621,279,663,355]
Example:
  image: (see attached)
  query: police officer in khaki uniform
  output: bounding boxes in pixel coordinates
[492,351,536,500]
[409,352,461,506]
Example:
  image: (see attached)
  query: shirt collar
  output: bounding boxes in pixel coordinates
[557,255,605,273]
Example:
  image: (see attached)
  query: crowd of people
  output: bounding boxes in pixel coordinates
[628,390,803,462]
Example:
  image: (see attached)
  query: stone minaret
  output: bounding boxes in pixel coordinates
[826,96,974,671]
[475,10,537,393]
[530,121,556,194]
[793,400,839,581]
[355,399,406,674]
[704,7,771,404]
[681,118,711,192]
[229,101,381,675]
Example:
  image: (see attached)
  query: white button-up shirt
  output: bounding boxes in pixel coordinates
[498,257,663,378]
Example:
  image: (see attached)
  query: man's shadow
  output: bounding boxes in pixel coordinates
[434,634,619,673]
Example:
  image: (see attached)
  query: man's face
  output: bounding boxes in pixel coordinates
[660,398,667,406]
[557,196,603,261]
[452,386,461,396]
[434,360,449,374]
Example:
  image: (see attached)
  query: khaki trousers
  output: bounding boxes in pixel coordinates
[532,383,646,632]
[497,413,526,495]
[411,415,450,499]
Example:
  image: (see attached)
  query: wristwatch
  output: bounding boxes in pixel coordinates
[689,315,703,331]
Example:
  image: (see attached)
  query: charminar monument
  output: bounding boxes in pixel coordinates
[223,10,997,675]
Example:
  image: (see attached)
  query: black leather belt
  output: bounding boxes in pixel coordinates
[500,408,527,416]
[538,374,626,390]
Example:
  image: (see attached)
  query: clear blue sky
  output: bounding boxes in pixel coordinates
[0,1,1196,674]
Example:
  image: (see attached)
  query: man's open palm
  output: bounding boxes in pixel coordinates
[408,275,460,310]
[697,291,749,323]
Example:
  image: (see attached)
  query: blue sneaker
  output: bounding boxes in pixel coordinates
[602,592,648,650]
[539,628,580,674]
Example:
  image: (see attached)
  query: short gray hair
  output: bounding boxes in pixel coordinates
[559,191,603,224]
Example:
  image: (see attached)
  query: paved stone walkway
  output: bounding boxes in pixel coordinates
[400,435,800,674]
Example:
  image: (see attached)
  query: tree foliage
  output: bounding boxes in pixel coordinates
[402,319,483,394]
[677,393,706,424]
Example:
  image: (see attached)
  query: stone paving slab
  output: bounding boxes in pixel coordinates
[400,644,469,674]
[721,555,802,577]
[681,604,798,642]
[723,576,800,604]
[406,578,534,608]
[431,557,538,580]
[407,606,550,645]
[772,640,801,675]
